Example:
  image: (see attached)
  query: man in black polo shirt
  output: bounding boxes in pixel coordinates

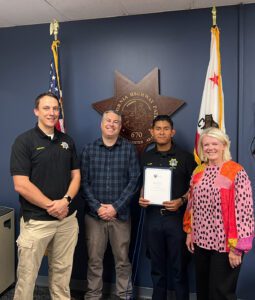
[10,92,80,300]
[139,115,196,300]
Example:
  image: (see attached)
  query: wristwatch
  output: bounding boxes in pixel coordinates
[64,194,72,204]
[180,196,187,205]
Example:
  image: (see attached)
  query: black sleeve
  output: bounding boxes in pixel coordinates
[185,152,197,180]
[69,137,80,170]
[10,136,31,176]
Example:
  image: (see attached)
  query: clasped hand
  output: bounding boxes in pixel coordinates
[46,198,69,220]
[97,204,117,221]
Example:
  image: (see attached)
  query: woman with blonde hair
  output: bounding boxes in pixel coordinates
[184,127,254,300]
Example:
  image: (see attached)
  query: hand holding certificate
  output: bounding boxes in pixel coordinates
[143,167,172,205]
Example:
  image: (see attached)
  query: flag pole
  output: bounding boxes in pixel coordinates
[194,5,225,164]
[49,21,61,93]
[50,19,59,41]
[49,19,65,132]
[212,6,217,27]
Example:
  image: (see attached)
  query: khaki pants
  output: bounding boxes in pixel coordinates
[85,214,132,300]
[14,212,79,300]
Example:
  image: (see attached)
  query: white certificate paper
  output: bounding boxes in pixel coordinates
[144,167,172,205]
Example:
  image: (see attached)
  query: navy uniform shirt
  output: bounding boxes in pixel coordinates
[141,143,196,211]
[10,124,80,221]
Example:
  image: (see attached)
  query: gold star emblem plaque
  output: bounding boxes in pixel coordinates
[92,68,185,153]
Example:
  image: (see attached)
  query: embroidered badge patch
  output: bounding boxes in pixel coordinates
[169,158,178,168]
[60,142,69,150]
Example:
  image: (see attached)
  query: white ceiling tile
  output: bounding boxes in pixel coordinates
[0,0,67,26]
[120,0,193,15]
[47,0,125,20]
[0,0,254,27]
[194,0,255,9]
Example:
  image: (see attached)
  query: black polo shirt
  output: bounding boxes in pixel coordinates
[10,125,80,221]
[141,143,196,208]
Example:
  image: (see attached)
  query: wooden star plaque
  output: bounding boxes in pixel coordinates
[92,68,185,153]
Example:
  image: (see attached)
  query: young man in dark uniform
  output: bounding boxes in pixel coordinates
[10,92,80,300]
[139,115,196,300]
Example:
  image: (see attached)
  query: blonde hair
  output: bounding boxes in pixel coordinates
[198,127,232,163]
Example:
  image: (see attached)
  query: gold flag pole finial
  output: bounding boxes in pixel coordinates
[50,19,59,40]
[212,6,217,27]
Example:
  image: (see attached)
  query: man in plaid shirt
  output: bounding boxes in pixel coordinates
[81,110,140,300]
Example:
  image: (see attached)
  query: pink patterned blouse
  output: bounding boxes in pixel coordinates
[190,164,254,253]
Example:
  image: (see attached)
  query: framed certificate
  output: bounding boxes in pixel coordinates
[143,167,172,205]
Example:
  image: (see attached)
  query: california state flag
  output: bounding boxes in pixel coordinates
[194,26,225,164]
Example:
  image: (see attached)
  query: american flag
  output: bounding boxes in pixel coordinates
[49,40,65,133]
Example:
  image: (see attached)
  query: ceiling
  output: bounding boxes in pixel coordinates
[0,0,254,28]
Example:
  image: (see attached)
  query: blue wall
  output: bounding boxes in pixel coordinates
[0,4,255,299]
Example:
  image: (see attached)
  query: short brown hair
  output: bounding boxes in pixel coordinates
[102,110,122,123]
[34,92,59,109]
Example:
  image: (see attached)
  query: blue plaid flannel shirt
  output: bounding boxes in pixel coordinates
[81,137,140,221]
